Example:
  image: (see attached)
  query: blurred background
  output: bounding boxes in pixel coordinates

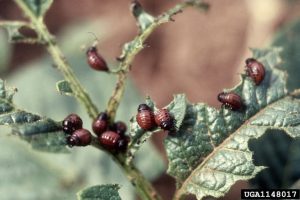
[1,0,300,200]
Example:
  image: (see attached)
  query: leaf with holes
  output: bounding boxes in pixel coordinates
[77,184,121,200]
[0,79,66,153]
[128,94,187,162]
[163,48,300,200]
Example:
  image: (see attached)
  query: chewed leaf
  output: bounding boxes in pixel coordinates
[165,94,187,131]
[164,48,296,200]
[0,21,38,43]
[22,0,53,18]
[77,184,121,200]
[0,79,67,153]
[56,80,73,96]
[128,95,187,162]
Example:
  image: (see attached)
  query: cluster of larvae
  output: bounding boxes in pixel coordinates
[62,112,129,152]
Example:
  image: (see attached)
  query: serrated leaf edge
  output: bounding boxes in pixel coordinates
[174,96,295,200]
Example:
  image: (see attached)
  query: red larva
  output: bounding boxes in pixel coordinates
[136,104,156,130]
[154,108,174,131]
[217,92,243,111]
[112,121,127,136]
[86,47,108,71]
[67,128,92,147]
[62,113,83,135]
[99,131,128,152]
[92,112,109,136]
[245,58,265,85]
[117,135,130,152]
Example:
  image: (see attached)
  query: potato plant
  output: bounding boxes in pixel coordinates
[1,1,300,200]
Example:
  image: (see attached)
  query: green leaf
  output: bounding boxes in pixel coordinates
[272,19,300,91]
[163,48,297,200]
[164,94,187,130]
[0,21,37,43]
[22,0,53,18]
[0,79,66,152]
[56,80,73,96]
[77,184,121,200]
[128,94,187,162]
[131,1,155,32]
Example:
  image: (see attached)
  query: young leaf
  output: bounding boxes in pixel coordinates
[130,0,155,32]
[77,184,121,200]
[0,21,39,43]
[164,94,187,130]
[163,48,300,200]
[56,80,73,96]
[128,94,187,162]
[0,79,67,152]
[20,0,53,18]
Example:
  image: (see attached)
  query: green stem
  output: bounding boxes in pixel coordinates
[14,0,98,119]
[91,139,162,200]
[106,1,208,121]
[14,1,208,200]
[121,159,163,200]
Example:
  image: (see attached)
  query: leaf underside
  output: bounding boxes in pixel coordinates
[0,79,67,153]
[162,48,300,200]
[77,184,121,200]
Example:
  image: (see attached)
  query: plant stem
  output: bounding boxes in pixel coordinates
[91,139,162,200]
[14,1,208,200]
[121,159,163,200]
[14,0,99,119]
[106,0,209,121]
